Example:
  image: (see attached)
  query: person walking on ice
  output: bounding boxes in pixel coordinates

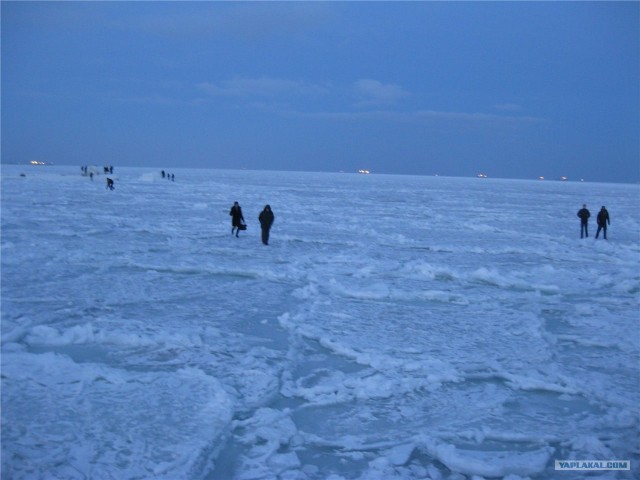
[229,201,245,237]
[577,204,591,238]
[595,206,610,240]
[259,205,275,245]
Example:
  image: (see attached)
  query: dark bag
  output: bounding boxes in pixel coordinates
[238,224,247,231]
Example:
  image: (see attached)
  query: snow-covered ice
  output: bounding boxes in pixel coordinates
[2,165,638,479]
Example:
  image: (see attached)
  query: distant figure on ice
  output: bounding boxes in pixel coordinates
[106,178,115,190]
[229,201,245,237]
[259,205,275,245]
[577,204,591,238]
[595,206,610,240]
[161,170,166,179]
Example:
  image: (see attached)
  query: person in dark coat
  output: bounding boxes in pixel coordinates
[229,201,245,237]
[595,206,610,240]
[258,205,275,245]
[577,204,591,238]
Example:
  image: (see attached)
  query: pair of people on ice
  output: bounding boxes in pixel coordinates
[229,202,275,245]
[577,205,610,239]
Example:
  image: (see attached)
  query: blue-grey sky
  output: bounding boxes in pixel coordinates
[2,1,638,182]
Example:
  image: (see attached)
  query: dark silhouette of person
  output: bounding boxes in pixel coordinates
[161,170,166,178]
[259,205,275,245]
[577,204,591,238]
[230,202,245,237]
[106,178,115,190]
[595,206,610,240]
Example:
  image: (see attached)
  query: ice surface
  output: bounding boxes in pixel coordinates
[2,165,639,479]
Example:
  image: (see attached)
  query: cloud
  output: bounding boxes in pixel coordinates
[353,79,410,106]
[195,76,546,127]
[197,77,328,98]
[199,77,411,106]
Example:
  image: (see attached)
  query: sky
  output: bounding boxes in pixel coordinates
[2,1,639,183]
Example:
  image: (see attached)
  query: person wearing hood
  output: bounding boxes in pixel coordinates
[595,206,610,240]
[258,205,275,245]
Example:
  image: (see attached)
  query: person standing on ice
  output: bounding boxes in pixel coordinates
[230,201,245,237]
[577,204,591,238]
[595,206,610,240]
[258,205,275,245]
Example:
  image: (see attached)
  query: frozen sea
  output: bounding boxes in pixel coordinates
[1,165,639,480]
